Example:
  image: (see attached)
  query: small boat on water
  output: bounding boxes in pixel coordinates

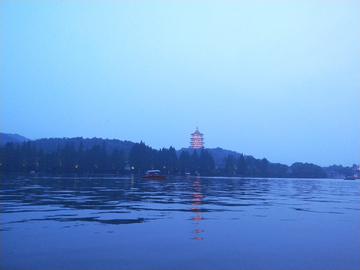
[344,176,355,180]
[141,170,165,180]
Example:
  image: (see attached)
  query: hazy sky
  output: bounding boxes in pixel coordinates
[1,1,359,166]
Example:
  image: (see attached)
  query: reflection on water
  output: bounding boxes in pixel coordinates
[191,178,204,240]
[1,174,359,269]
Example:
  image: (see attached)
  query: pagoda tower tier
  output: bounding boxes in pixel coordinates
[190,126,204,149]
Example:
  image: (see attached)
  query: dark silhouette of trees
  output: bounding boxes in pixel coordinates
[1,141,38,172]
[0,141,128,174]
[177,149,215,175]
[219,154,326,178]
[0,140,330,178]
[110,148,126,174]
[224,154,236,175]
[290,162,327,178]
[1,142,18,172]
[157,146,178,174]
[237,154,247,175]
[129,141,157,173]
[179,150,191,175]
[191,150,199,174]
[198,149,215,175]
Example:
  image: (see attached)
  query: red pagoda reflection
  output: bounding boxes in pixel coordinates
[190,179,204,240]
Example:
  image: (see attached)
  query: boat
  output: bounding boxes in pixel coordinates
[141,170,165,180]
[185,172,191,177]
[344,176,355,180]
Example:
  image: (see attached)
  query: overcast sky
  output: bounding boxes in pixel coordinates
[1,1,359,166]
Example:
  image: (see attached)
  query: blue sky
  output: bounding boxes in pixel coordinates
[1,1,359,166]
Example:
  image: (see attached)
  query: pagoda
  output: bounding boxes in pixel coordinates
[190,126,204,149]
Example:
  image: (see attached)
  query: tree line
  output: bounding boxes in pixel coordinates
[222,154,327,178]
[129,141,215,175]
[0,141,216,175]
[0,141,127,174]
[0,140,329,178]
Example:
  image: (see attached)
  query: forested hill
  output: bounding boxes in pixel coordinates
[0,133,30,145]
[1,133,135,154]
[33,137,135,154]
[1,133,357,178]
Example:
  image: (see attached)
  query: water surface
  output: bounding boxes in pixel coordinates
[1,174,359,269]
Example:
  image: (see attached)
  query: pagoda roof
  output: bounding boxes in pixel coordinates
[191,126,203,136]
[191,130,203,136]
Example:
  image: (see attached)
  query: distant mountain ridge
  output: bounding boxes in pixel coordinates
[34,137,135,154]
[0,133,30,145]
[0,133,135,154]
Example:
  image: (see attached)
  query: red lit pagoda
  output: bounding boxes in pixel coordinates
[190,126,204,149]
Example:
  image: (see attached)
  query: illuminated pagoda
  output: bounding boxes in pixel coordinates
[190,126,204,149]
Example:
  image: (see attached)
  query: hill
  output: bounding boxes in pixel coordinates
[0,133,135,154]
[0,133,30,145]
[1,133,356,178]
[34,137,135,154]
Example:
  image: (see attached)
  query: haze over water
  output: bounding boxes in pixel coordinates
[1,174,359,269]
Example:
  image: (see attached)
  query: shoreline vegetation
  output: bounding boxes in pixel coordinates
[0,135,358,179]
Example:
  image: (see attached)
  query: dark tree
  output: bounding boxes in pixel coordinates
[237,154,247,175]
[61,142,77,173]
[224,154,236,174]
[198,149,215,175]
[190,150,199,174]
[179,150,191,175]
[129,142,156,173]
[163,146,178,174]
[290,162,327,178]
[111,148,126,173]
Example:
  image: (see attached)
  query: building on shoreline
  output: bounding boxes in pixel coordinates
[190,126,204,149]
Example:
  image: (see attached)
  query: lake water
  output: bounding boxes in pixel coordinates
[1,174,359,269]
